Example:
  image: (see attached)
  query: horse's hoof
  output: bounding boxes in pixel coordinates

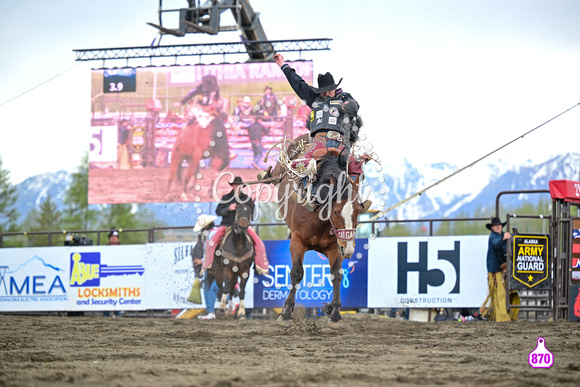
[215,309,226,318]
[327,319,344,330]
[238,315,246,321]
[276,315,292,328]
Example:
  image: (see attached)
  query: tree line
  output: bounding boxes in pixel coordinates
[0,153,165,247]
[0,153,554,247]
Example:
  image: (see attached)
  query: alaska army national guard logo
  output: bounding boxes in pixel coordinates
[511,234,551,289]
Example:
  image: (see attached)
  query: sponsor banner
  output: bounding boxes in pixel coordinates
[68,245,147,311]
[367,236,488,308]
[0,248,69,311]
[510,234,550,290]
[254,239,369,308]
[146,243,254,310]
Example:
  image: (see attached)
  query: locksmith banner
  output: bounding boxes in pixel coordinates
[68,245,147,311]
[510,234,551,290]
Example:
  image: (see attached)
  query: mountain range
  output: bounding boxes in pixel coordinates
[11,152,580,228]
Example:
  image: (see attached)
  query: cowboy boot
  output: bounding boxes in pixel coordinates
[290,191,316,212]
[257,166,272,181]
[360,200,372,214]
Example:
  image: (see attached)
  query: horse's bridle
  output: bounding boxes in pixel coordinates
[328,215,356,242]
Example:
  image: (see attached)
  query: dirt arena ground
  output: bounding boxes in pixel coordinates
[1,313,579,386]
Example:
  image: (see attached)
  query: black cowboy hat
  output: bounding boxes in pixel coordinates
[311,72,342,93]
[229,176,243,185]
[485,217,507,230]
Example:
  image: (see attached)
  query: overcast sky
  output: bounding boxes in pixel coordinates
[1,0,580,185]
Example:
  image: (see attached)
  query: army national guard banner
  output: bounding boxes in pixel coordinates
[510,234,551,290]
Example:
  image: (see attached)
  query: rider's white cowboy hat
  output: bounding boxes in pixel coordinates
[193,215,217,232]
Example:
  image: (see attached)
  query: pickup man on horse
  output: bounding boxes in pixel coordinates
[203,176,269,275]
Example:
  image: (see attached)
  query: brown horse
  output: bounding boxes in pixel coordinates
[275,148,363,329]
[166,104,230,200]
[210,201,255,319]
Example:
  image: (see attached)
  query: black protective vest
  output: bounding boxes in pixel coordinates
[309,98,345,135]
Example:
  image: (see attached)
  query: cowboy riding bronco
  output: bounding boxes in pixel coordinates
[258,53,373,212]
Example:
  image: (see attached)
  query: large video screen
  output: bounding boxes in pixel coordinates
[88,61,313,204]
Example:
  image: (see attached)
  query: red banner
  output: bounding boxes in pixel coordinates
[549,180,580,203]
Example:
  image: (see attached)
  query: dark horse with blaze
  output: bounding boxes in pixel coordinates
[273,146,364,329]
[209,201,256,319]
[167,75,230,200]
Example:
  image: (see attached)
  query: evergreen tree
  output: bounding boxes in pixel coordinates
[62,153,99,230]
[97,204,165,244]
[0,156,20,233]
[22,194,64,246]
[35,193,62,231]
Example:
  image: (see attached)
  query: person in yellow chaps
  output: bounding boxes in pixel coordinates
[481,217,520,321]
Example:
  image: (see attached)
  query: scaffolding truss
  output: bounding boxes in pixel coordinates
[73,38,331,67]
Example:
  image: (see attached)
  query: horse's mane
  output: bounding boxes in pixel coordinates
[317,150,351,202]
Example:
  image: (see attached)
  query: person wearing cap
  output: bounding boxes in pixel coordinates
[203,176,269,276]
[177,74,224,127]
[107,230,121,245]
[191,215,219,320]
[233,97,254,126]
[258,85,279,117]
[117,120,132,170]
[247,116,270,168]
[480,217,518,322]
[104,229,122,317]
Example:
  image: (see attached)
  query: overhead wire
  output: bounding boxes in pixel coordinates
[367,102,580,221]
[0,63,80,107]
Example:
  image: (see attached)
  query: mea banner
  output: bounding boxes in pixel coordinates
[254,239,369,308]
[367,236,488,308]
[0,246,147,312]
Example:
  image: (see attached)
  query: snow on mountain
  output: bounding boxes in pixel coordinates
[363,151,580,219]
[14,170,71,223]
[13,152,580,226]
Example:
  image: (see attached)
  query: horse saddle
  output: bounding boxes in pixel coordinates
[218,227,255,263]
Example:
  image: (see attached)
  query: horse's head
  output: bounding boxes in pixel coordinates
[317,152,362,259]
[234,202,254,233]
[328,175,361,259]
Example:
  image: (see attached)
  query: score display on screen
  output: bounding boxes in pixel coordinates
[89,61,314,205]
[103,68,137,93]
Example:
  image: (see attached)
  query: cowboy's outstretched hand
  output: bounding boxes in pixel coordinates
[274,53,285,67]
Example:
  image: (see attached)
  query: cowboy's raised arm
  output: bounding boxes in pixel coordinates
[274,53,317,107]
